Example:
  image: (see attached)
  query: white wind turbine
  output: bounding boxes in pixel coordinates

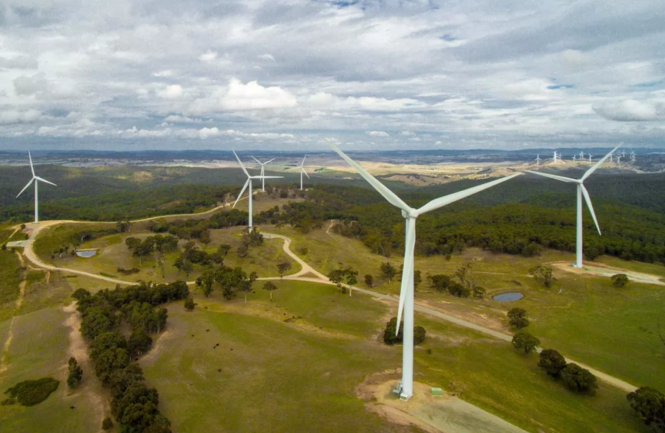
[251,156,276,192]
[588,153,592,163]
[329,143,520,400]
[535,154,541,166]
[579,150,585,160]
[16,151,57,224]
[232,151,282,231]
[298,156,310,190]
[526,144,621,268]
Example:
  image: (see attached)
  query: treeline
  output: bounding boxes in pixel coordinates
[331,202,665,264]
[148,209,248,242]
[73,281,189,433]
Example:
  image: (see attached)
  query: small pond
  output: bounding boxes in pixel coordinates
[76,249,98,258]
[493,292,524,302]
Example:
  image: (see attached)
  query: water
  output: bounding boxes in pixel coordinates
[76,250,97,258]
[493,292,524,302]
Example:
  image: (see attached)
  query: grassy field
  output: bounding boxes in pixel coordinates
[264,225,665,393]
[0,250,25,323]
[0,307,101,433]
[141,280,648,433]
[35,224,300,284]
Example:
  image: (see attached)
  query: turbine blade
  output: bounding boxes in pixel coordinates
[256,176,283,179]
[524,170,577,183]
[417,174,521,215]
[28,151,35,177]
[232,150,250,177]
[396,220,416,335]
[580,184,601,235]
[300,155,307,167]
[581,143,622,181]
[233,180,250,208]
[264,158,275,165]
[301,167,310,178]
[35,176,57,187]
[328,143,411,212]
[251,156,262,165]
[16,178,34,198]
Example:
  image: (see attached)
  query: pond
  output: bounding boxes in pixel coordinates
[493,292,524,302]
[76,249,98,258]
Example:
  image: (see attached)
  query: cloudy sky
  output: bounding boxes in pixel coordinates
[0,0,664,151]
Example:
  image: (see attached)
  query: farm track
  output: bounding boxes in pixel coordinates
[16,204,641,394]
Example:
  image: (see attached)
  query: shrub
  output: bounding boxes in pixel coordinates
[538,349,567,377]
[184,297,196,311]
[611,273,629,287]
[67,357,83,389]
[627,387,665,432]
[507,308,530,329]
[102,417,114,430]
[560,363,598,394]
[511,331,540,354]
[383,318,426,346]
[4,378,59,406]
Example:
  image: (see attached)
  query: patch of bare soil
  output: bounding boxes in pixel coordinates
[63,303,108,428]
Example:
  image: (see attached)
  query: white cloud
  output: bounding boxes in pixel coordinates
[258,54,275,61]
[157,84,183,99]
[199,51,218,63]
[189,79,297,113]
[164,114,201,123]
[593,100,664,122]
[366,130,389,137]
[0,109,43,124]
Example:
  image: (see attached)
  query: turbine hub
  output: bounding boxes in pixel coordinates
[401,209,418,219]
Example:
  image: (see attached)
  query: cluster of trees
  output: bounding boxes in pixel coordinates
[507,308,530,329]
[73,281,189,432]
[529,265,555,288]
[2,378,60,407]
[67,357,83,389]
[328,267,359,295]
[427,263,485,299]
[383,317,426,346]
[196,264,257,301]
[148,209,248,242]
[628,387,665,432]
[538,349,598,394]
[126,235,179,266]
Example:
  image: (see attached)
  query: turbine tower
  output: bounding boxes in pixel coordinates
[572,155,577,162]
[329,143,519,400]
[552,151,560,164]
[535,154,541,166]
[579,150,585,160]
[16,151,57,224]
[251,156,276,191]
[298,156,310,190]
[232,151,282,231]
[526,144,621,268]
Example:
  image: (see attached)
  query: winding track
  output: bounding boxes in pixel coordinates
[16,208,640,393]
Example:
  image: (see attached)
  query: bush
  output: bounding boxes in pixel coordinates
[383,318,426,346]
[560,363,598,394]
[67,357,83,389]
[507,308,530,329]
[627,387,665,432]
[538,349,567,378]
[102,417,114,430]
[611,273,629,287]
[4,378,59,406]
[511,331,540,354]
[184,297,196,311]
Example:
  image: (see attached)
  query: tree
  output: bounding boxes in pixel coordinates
[345,268,358,297]
[538,349,567,378]
[236,244,249,258]
[507,308,530,329]
[117,219,132,233]
[196,271,215,297]
[102,417,114,430]
[611,273,629,287]
[429,274,452,292]
[560,363,598,394]
[263,281,278,301]
[184,297,196,311]
[125,237,141,251]
[473,286,486,299]
[328,269,345,290]
[217,244,231,257]
[511,331,540,354]
[67,357,83,389]
[627,387,665,432]
[180,260,194,278]
[380,262,397,282]
[383,318,426,346]
[529,265,555,288]
[454,263,475,291]
[128,329,153,357]
[277,261,292,279]
[364,274,374,288]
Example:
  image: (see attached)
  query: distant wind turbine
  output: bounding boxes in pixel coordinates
[526,144,621,268]
[588,154,592,162]
[579,150,585,160]
[251,156,276,191]
[298,156,310,190]
[233,151,283,231]
[329,142,520,400]
[572,155,577,161]
[16,151,57,224]
[535,154,541,166]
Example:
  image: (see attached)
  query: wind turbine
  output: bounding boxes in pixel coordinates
[552,151,560,164]
[329,143,519,400]
[535,154,541,166]
[16,151,57,224]
[588,154,592,163]
[232,151,282,231]
[572,155,577,162]
[251,156,276,192]
[579,150,585,160]
[526,144,621,268]
[298,156,309,190]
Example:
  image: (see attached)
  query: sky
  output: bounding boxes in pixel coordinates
[0,0,664,151]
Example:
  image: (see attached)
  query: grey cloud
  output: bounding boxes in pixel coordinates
[593,100,665,122]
